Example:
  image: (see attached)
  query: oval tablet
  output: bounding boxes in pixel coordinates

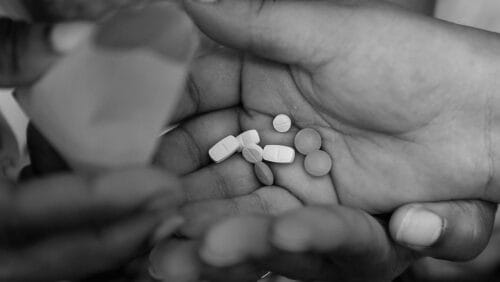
[209,135,241,163]
[294,128,322,155]
[242,144,263,163]
[236,129,260,152]
[272,114,292,133]
[304,150,332,177]
[263,145,295,164]
[254,162,274,186]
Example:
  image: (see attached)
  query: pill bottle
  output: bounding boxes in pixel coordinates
[16,3,197,174]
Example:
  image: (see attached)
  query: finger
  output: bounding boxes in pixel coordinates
[150,238,262,282]
[200,215,272,267]
[149,239,202,282]
[183,156,260,202]
[0,212,160,281]
[27,123,70,176]
[390,200,497,260]
[199,214,344,281]
[155,108,241,175]
[180,187,301,238]
[0,17,93,87]
[268,206,412,281]
[183,0,344,69]
[270,206,392,255]
[170,47,242,123]
[0,168,183,236]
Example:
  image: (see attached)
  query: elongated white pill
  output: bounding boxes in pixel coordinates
[263,145,295,164]
[242,144,263,163]
[236,129,260,152]
[273,114,292,133]
[209,136,241,163]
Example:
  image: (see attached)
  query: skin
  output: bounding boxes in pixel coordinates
[0,2,196,280]
[151,0,500,280]
[182,0,500,211]
[3,0,496,280]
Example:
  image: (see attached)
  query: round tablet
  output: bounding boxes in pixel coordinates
[242,144,264,163]
[254,162,274,186]
[272,114,292,133]
[304,150,332,177]
[294,128,322,155]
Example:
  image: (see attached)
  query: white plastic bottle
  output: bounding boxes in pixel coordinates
[17,3,197,174]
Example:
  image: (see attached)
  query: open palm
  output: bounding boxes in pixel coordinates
[156,1,498,236]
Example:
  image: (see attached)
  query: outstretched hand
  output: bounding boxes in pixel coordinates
[181,0,500,209]
[151,45,495,281]
[151,0,500,280]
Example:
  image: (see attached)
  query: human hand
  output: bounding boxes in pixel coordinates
[0,166,184,281]
[150,201,496,282]
[154,0,499,246]
[149,1,500,279]
[180,0,500,209]
[149,46,496,281]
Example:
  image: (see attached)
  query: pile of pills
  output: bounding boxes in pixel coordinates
[209,114,332,186]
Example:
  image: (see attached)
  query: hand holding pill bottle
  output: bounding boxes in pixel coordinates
[16,3,198,174]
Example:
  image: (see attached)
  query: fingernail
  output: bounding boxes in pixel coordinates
[151,215,185,244]
[50,22,94,53]
[396,208,444,248]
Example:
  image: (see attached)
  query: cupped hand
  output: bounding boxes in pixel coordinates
[155,0,500,239]
[150,42,495,282]
[150,1,500,280]
[180,0,500,210]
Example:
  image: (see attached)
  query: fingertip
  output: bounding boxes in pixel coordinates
[199,217,245,267]
[271,215,312,252]
[200,216,271,267]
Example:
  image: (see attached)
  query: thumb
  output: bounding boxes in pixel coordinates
[390,200,497,261]
[0,17,93,87]
[183,0,345,69]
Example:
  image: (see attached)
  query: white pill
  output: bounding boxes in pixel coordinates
[209,136,241,163]
[254,162,274,186]
[273,114,292,133]
[236,130,260,152]
[263,145,295,164]
[242,144,264,163]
